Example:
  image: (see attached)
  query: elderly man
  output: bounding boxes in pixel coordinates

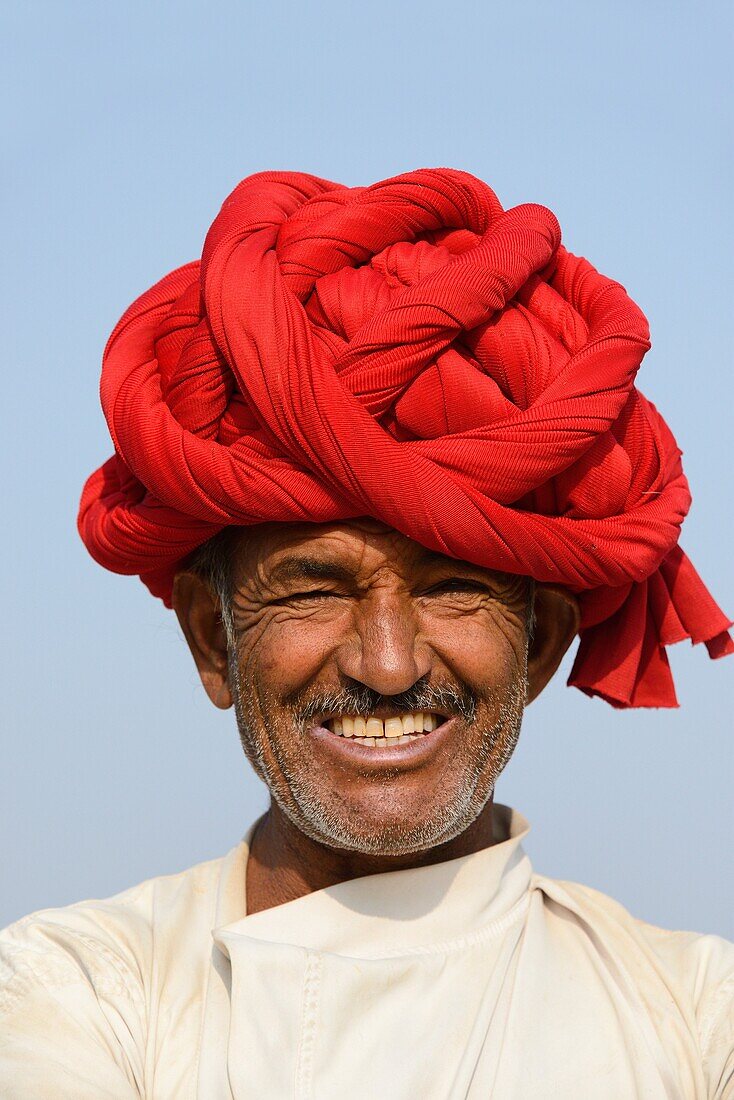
[1,169,732,1097]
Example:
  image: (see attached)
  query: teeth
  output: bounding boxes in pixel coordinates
[325,712,445,743]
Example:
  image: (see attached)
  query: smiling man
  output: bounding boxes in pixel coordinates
[1,169,733,1098]
[176,519,572,907]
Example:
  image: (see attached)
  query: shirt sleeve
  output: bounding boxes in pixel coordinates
[0,912,146,1098]
[700,971,734,1099]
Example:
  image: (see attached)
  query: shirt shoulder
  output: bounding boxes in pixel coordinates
[542,877,734,993]
[0,850,235,1098]
[534,874,734,1096]
[1,849,228,991]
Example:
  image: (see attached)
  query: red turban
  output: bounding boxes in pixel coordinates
[79,168,732,708]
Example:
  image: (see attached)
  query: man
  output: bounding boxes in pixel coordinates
[1,168,732,1097]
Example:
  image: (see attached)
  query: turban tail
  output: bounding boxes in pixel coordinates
[78,169,732,707]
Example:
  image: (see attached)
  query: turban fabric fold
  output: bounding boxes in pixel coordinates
[78,168,732,707]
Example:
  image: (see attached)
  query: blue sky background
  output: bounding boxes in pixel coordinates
[2,0,732,933]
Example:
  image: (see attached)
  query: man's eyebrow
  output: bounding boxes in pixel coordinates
[267,556,355,586]
[419,551,515,584]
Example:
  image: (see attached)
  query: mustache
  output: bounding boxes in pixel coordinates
[293,676,478,725]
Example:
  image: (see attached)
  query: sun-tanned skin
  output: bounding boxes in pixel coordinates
[173,520,579,916]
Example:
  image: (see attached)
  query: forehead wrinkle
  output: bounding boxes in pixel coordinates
[233,521,525,592]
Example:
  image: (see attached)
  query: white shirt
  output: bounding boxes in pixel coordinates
[1,806,732,1098]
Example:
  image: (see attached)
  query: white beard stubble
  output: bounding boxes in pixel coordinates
[227,641,528,856]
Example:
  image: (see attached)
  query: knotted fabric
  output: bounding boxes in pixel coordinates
[78,168,732,707]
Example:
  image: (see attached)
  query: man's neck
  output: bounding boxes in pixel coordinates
[245,799,497,915]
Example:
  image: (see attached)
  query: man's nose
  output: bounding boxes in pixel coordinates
[336,593,431,697]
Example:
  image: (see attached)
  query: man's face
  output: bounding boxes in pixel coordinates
[222,520,531,856]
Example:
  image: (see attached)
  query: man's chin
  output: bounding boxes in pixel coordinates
[281,794,484,857]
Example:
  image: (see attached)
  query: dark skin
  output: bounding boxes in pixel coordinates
[173,520,579,915]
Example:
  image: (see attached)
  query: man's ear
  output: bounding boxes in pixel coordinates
[172,572,233,710]
[526,585,580,704]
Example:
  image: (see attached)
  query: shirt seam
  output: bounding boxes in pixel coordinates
[364,892,531,960]
[294,951,322,1099]
[698,970,734,1053]
[1,923,146,1016]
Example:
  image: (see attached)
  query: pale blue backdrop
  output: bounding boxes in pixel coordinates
[2,0,732,933]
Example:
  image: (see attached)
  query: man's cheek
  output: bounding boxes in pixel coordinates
[257,624,339,688]
[440,623,522,689]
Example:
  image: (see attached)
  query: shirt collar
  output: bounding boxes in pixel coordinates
[213,804,532,959]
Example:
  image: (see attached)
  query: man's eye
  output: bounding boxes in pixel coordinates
[274,589,340,604]
[430,579,488,595]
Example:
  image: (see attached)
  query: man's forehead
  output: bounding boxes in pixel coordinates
[235,518,430,565]
[234,521,448,572]
[232,519,476,578]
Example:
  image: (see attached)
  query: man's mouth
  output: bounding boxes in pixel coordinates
[319,711,447,747]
